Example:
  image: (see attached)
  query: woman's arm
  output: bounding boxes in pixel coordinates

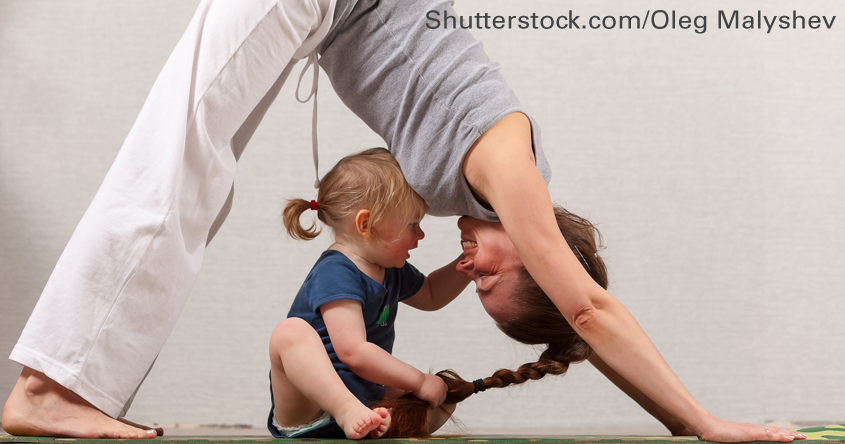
[588,352,693,436]
[321,299,447,408]
[462,112,802,443]
[403,255,471,311]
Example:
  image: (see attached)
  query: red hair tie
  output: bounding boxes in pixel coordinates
[310,200,319,211]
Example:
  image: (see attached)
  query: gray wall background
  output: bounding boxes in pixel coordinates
[1,0,843,434]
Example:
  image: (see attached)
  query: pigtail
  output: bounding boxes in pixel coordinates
[478,342,590,393]
[279,148,425,243]
[282,198,321,240]
[373,342,590,439]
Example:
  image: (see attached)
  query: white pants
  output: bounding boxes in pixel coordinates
[10,0,336,418]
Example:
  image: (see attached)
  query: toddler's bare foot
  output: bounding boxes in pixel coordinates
[334,401,384,439]
[368,407,391,439]
[2,368,157,439]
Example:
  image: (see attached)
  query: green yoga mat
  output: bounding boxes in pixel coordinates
[1,426,843,443]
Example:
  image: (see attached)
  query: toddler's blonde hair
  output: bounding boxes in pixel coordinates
[283,148,427,241]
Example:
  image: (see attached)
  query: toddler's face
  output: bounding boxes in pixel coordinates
[371,213,425,269]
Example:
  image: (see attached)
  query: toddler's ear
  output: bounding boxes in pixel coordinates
[355,209,374,239]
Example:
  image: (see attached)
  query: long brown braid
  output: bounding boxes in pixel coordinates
[374,206,606,438]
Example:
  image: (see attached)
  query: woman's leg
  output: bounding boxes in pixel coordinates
[3,0,333,437]
[269,318,389,439]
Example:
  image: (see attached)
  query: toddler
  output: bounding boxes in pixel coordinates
[267,148,468,439]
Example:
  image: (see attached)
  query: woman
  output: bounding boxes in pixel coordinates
[1,0,803,441]
[378,206,806,441]
[454,115,803,442]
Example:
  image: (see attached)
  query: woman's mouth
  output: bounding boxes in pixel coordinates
[461,240,477,253]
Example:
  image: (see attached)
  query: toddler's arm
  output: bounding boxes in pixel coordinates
[403,255,470,311]
[321,299,447,407]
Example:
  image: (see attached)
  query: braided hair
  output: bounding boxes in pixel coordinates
[374,206,607,438]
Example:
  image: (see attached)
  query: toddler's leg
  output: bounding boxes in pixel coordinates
[4,0,333,438]
[270,318,386,439]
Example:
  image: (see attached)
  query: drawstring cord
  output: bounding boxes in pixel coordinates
[295,51,321,189]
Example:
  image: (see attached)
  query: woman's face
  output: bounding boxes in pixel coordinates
[456,216,523,323]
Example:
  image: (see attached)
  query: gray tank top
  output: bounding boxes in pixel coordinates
[318,0,551,221]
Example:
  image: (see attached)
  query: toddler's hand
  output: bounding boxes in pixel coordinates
[412,373,447,408]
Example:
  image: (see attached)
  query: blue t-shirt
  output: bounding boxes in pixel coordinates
[286,249,426,406]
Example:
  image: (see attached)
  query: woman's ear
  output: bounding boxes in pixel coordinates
[354,209,374,239]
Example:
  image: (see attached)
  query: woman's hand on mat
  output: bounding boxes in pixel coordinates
[669,424,695,436]
[696,416,807,442]
[412,373,447,408]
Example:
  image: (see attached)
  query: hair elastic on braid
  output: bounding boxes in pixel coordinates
[472,378,486,394]
[310,200,319,211]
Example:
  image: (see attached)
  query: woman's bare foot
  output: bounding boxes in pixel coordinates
[2,368,157,439]
[333,401,385,439]
[368,407,391,439]
[117,418,165,437]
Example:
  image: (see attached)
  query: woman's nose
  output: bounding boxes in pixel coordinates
[455,257,477,279]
